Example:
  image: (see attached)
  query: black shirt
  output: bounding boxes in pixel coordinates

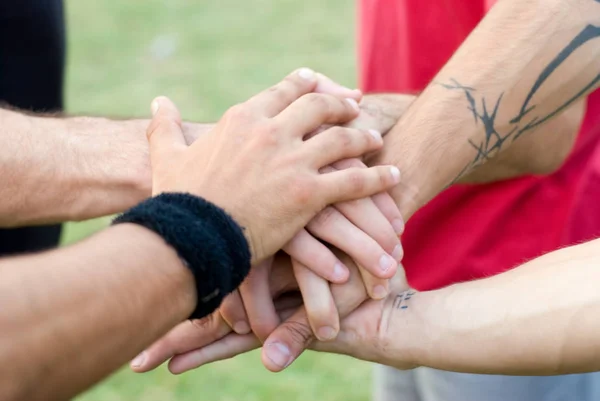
[0,0,66,254]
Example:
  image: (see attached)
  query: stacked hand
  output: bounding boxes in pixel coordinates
[135,69,407,372]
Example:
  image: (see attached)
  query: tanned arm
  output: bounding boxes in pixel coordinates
[367,0,599,217]
[0,108,209,226]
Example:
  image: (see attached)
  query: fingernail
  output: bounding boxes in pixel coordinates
[151,99,160,116]
[265,342,293,368]
[298,68,316,81]
[368,129,382,141]
[318,326,337,341]
[234,321,251,334]
[131,351,146,368]
[379,254,395,272]
[333,262,348,281]
[346,98,360,112]
[392,244,404,261]
[373,285,389,300]
[392,218,405,235]
[390,167,401,183]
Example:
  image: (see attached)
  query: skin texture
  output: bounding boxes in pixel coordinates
[0,70,403,401]
[136,0,598,375]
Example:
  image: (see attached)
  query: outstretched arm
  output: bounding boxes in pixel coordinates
[0,108,210,226]
[370,0,599,216]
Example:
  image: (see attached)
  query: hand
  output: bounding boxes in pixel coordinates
[130,254,409,373]
[148,69,402,263]
[162,283,419,373]
[217,76,404,343]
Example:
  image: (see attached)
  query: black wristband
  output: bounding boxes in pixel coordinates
[113,193,251,320]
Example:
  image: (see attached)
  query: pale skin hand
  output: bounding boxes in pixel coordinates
[148,77,401,264]
[135,0,597,374]
[217,72,406,345]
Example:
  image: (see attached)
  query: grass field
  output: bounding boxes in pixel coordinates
[65,1,375,400]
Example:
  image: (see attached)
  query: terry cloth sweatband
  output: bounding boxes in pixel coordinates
[113,192,251,320]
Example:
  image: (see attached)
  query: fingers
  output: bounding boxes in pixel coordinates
[304,127,383,168]
[306,207,396,298]
[314,72,362,101]
[371,192,405,236]
[238,258,279,342]
[318,165,401,205]
[283,229,349,284]
[219,290,250,334]
[307,207,396,279]
[169,333,261,374]
[333,195,402,260]
[167,300,304,375]
[333,158,405,236]
[292,259,340,341]
[146,96,186,160]
[273,93,360,137]
[131,312,232,373]
[263,255,369,372]
[244,68,319,118]
[262,307,313,372]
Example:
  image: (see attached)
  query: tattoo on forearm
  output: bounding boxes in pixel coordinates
[393,290,416,310]
[439,16,600,184]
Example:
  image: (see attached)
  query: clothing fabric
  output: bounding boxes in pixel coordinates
[0,0,66,255]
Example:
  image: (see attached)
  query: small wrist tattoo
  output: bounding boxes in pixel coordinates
[393,290,416,310]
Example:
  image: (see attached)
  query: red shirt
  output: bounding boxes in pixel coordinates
[358,0,600,290]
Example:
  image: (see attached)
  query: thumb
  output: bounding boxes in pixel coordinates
[261,308,313,372]
[147,96,186,160]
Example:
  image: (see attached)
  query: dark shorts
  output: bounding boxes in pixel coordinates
[0,0,66,255]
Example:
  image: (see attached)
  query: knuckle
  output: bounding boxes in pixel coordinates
[254,122,281,146]
[189,314,215,332]
[311,206,338,227]
[332,128,355,149]
[283,320,313,347]
[304,93,330,113]
[346,169,367,192]
[289,176,317,206]
[267,83,292,103]
[224,103,251,122]
[378,168,390,187]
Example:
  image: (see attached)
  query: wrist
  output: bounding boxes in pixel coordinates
[368,87,483,220]
[358,94,416,135]
[378,289,446,370]
[61,118,152,221]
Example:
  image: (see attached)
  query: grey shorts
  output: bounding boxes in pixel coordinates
[373,365,600,401]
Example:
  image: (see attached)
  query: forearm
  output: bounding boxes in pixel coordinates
[0,109,210,226]
[382,238,600,375]
[361,93,584,187]
[371,0,600,218]
[0,223,196,400]
[457,99,586,183]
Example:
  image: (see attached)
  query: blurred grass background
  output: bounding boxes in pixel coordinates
[65,0,374,400]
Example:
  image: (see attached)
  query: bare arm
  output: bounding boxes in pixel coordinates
[0,223,196,401]
[0,108,209,226]
[361,93,585,185]
[368,0,600,217]
[379,238,600,375]
[0,70,400,400]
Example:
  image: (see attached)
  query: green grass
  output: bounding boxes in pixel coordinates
[64,0,374,399]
